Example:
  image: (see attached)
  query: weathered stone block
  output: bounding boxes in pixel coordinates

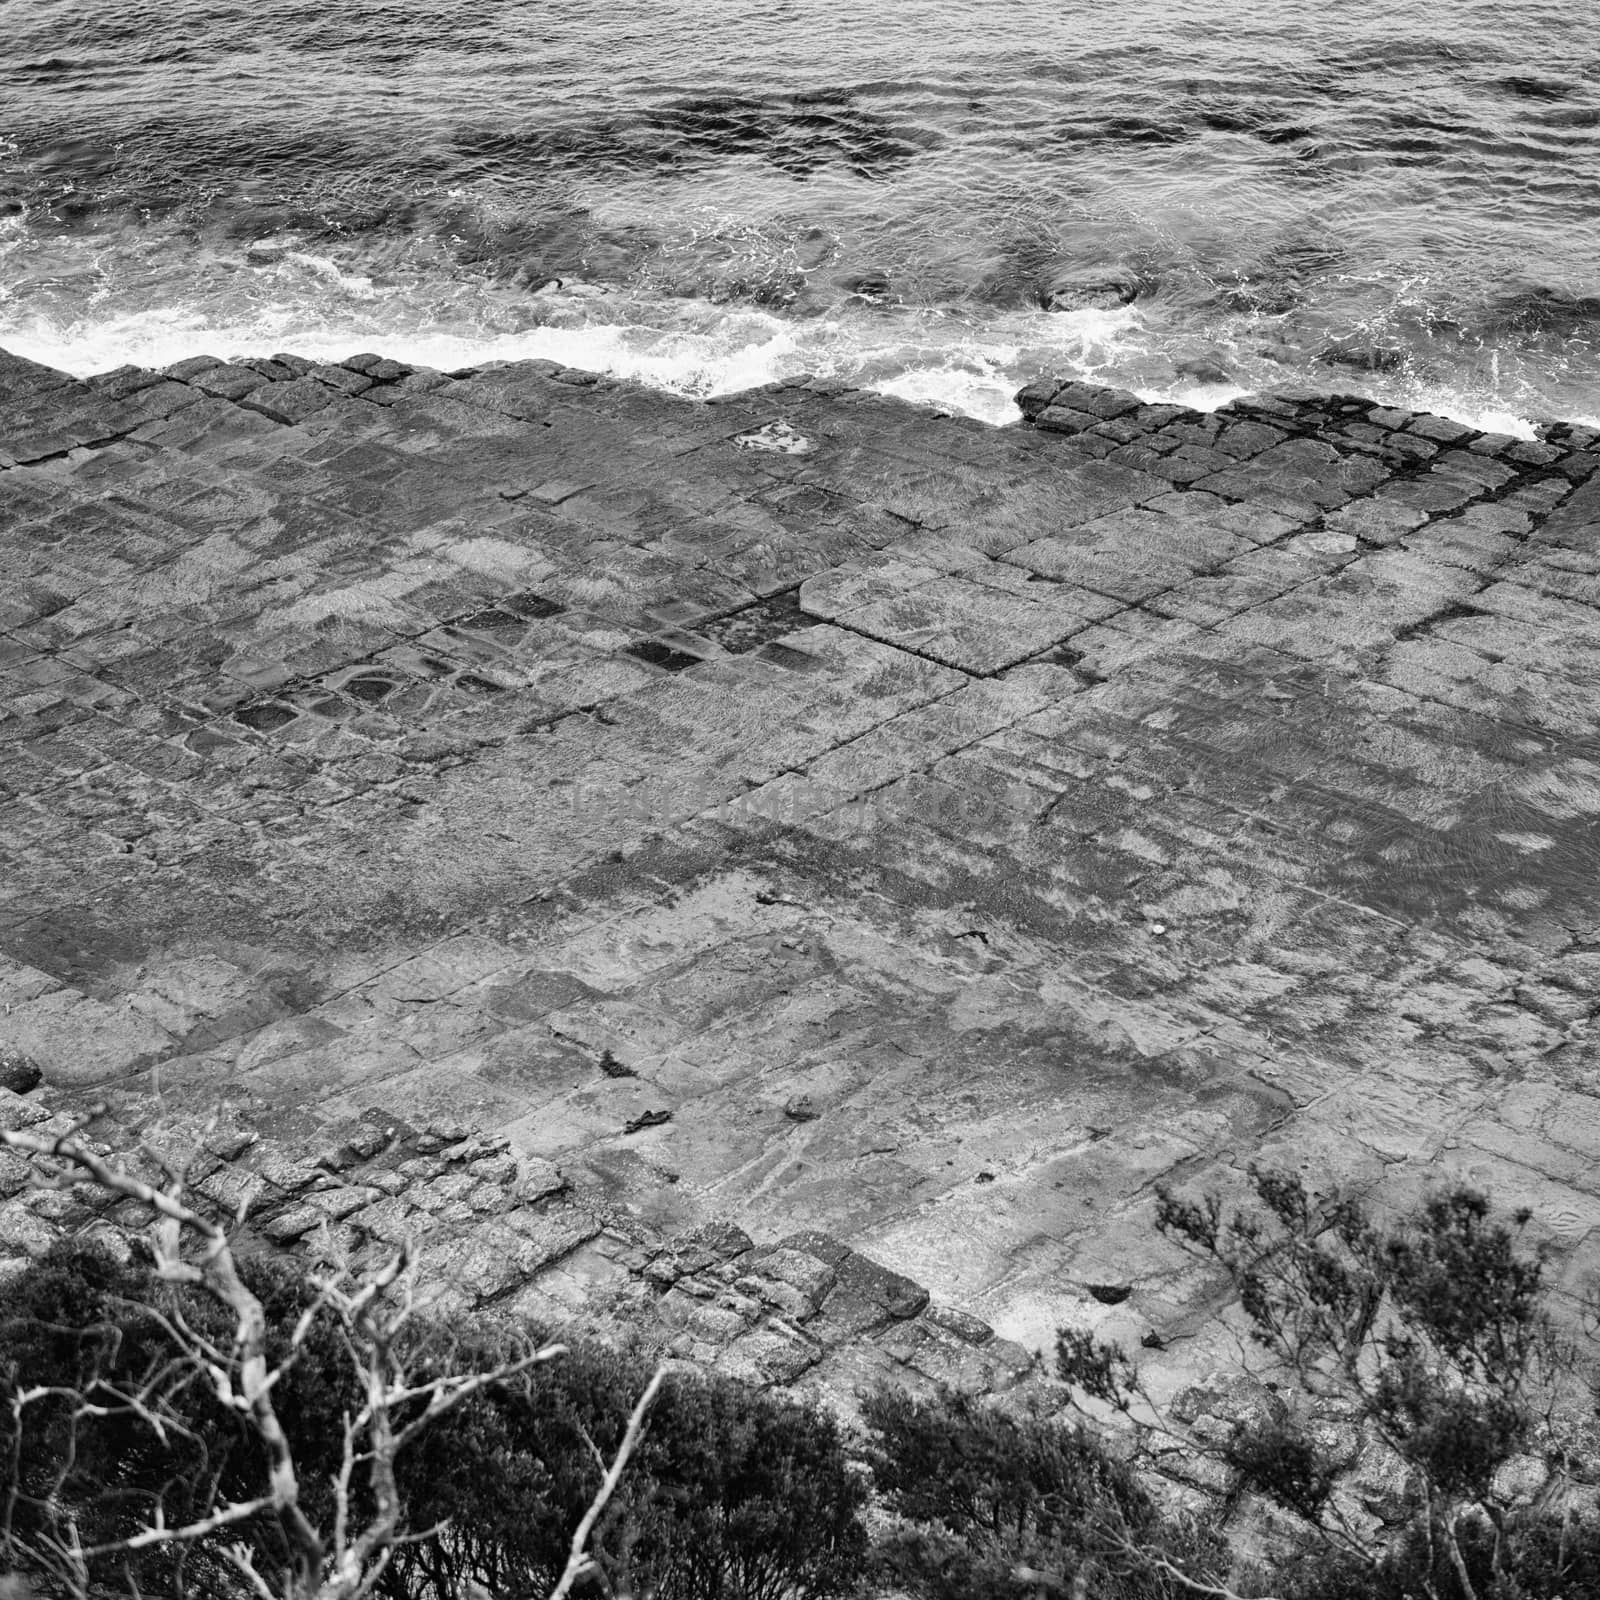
[808,1250,929,1339]
[0,1151,34,1198]
[240,378,333,424]
[262,1203,328,1242]
[192,364,268,401]
[718,1326,823,1385]
[924,1303,995,1345]
[0,1207,61,1257]
[1035,404,1098,434]
[3,986,175,1086]
[1014,378,1062,419]
[735,1273,818,1320]
[757,1244,841,1301]
[163,355,224,381]
[312,364,373,395]
[502,1203,601,1269]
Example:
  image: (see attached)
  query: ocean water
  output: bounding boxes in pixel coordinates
[2,0,1597,428]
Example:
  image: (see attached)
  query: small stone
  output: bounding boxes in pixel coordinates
[674,1219,754,1261]
[0,1051,44,1095]
[262,1204,328,1242]
[517,1158,566,1203]
[343,1123,393,1161]
[924,1303,994,1345]
[442,1135,507,1164]
[468,1153,519,1185]
[1318,339,1404,373]
[783,1093,817,1121]
[1040,267,1139,312]
[623,1107,672,1134]
[203,1128,256,1162]
[1158,1447,1242,1497]
[245,236,299,264]
[1087,1282,1132,1304]
[0,1151,34,1199]
[1351,1437,1420,1524]
[1170,1372,1287,1431]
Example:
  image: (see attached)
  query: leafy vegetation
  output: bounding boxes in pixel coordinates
[1056,1171,1600,1600]
[0,1243,863,1600]
[4,1173,1599,1600]
[386,1338,866,1600]
[860,1386,1226,1599]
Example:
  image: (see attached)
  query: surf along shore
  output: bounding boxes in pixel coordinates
[3,343,1600,1484]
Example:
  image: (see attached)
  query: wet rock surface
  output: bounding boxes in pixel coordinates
[4,343,1600,1439]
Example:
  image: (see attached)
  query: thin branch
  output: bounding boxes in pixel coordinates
[222,1541,281,1600]
[0,1126,328,1588]
[77,1493,285,1558]
[547,1366,668,1600]
[392,1344,565,1452]
[1103,1530,1284,1600]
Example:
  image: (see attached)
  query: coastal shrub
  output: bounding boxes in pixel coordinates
[1055,1172,1600,1600]
[860,1387,1223,1599]
[0,1240,360,1596]
[1269,1510,1600,1600]
[384,1340,867,1600]
[0,1242,866,1600]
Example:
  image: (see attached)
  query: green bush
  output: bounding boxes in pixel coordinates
[10,1179,1599,1600]
[0,1240,360,1595]
[1056,1172,1600,1600]
[385,1338,866,1600]
[860,1387,1225,1600]
[0,1243,865,1600]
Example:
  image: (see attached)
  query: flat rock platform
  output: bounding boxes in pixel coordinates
[4,344,1600,1405]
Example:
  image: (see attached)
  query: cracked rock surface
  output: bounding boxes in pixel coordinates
[3,344,1600,1413]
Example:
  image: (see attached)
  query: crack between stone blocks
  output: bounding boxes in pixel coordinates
[803,611,986,678]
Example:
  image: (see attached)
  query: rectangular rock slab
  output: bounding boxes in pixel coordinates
[241,379,334,425]
[3,981,177,1086]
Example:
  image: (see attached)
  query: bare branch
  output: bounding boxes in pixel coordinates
[2,1123,599,1600]
[222,1541,281,1600]
[548,1365,668,1600]
[77,1493,285,1558]
[0,1126,327,1590]
[1100,1529,1285,1600]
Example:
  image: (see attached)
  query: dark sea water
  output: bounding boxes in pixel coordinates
[2,0,1598,427]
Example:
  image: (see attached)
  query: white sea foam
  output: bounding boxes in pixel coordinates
[0,236,1556,439]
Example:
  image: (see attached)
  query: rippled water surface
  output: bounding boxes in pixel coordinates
[3,0,1598,424]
